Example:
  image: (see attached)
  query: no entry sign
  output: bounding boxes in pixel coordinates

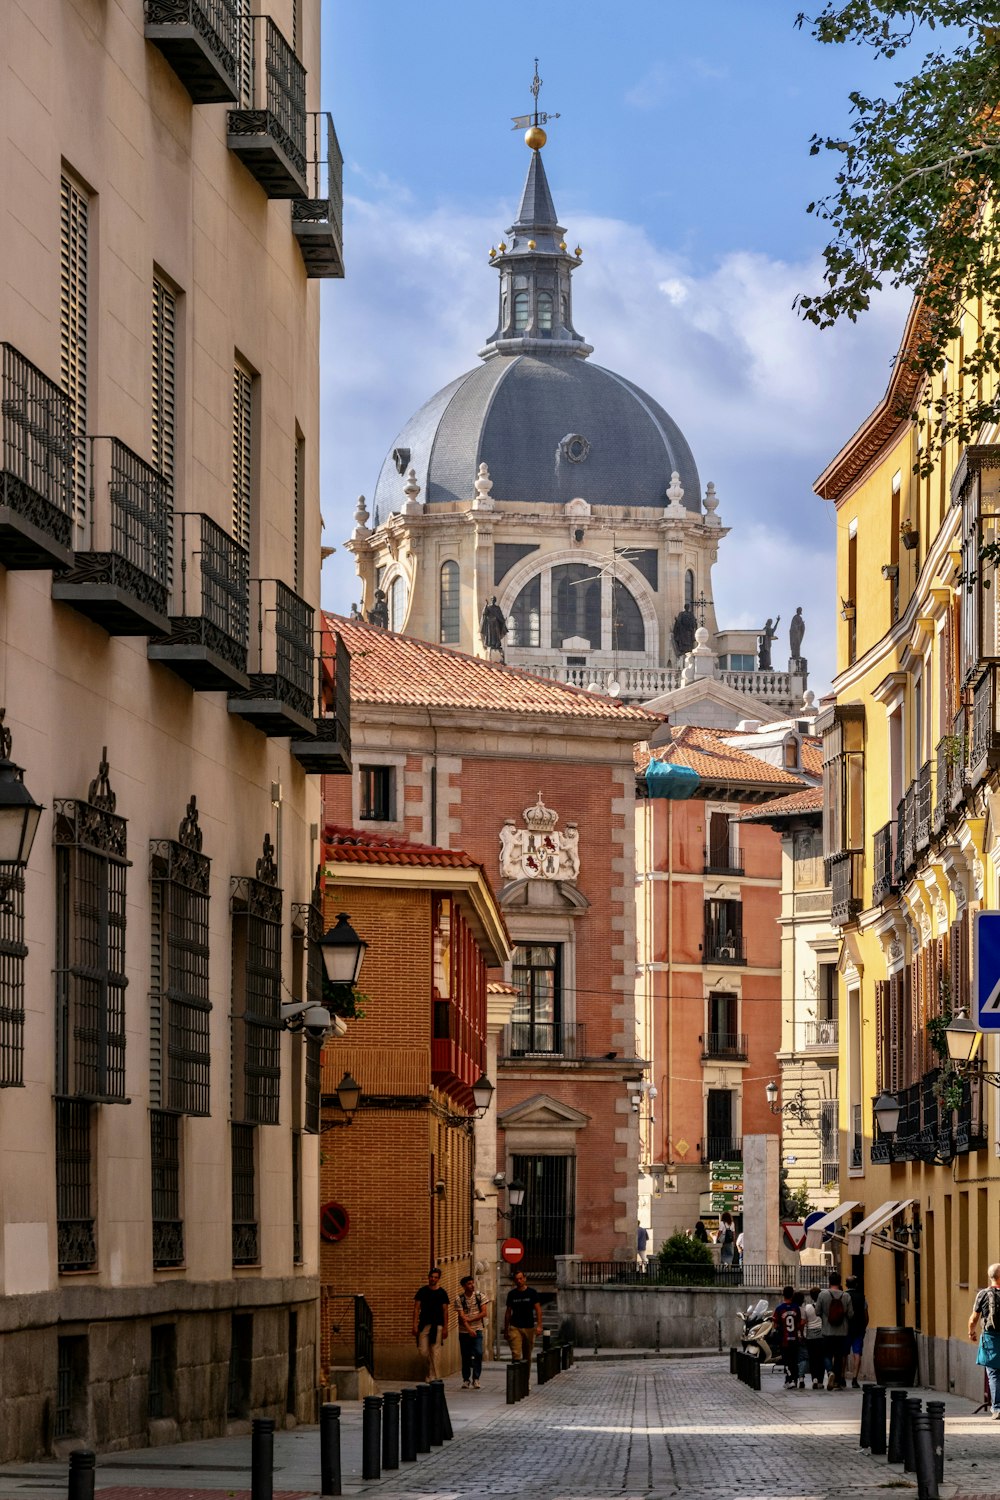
[501,1237,525,1264]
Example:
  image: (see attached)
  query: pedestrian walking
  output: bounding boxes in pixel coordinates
[969,1261,1000,1418]
[773,1285,804,1388]
[717,1211,736,1265]
[637,1224,649,1268]
[845,1275,868,1389]
[801,1287,825,1388]
[412,1267,450,1381]
[455,1274,489,1389]
[816,1272,853,1390]
[504,1268,543,1364]
[735,1229,745,1267]
[693,1219,709,1243]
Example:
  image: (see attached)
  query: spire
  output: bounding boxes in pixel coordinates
[514,149,558,233]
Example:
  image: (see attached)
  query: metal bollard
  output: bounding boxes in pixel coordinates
[382,1391,400,1471]
[428,1379,444,1446]
[320,1403,342,1497]
[593,1317,599,1355]
[362,1396,382,1481]
[912,1412,939,1500]
[869,1384,887,1456]
[859,1384,874,1448]
[415,1382,431,1452]
[903,1397,922,1475]
[400,1388,417,1463]
[926,1400,945,1485]
[506,1360,519,1405]
[887,1389,908,1464]
[438,1379,453,1441]
[67,1450,96,1500]
[251,1417,274,1500]
[656,1318,661,1355]
[542,1331,551,1351]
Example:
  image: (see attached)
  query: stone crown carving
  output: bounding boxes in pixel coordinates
[500,792,580,882]
[523,791,559,834]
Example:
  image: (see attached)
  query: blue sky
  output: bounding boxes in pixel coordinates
[318,1,919,691]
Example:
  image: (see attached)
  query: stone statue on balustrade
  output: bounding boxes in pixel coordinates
[789,607,805,662]
[480,596,508,658]
[757,616,780,671]
[671,605,697,660]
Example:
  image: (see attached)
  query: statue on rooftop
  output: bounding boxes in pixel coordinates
[757,616,780,671]
[480,596,508,657]
[789,606,805,661]
[672,605,697,659]
[367,588,389,628]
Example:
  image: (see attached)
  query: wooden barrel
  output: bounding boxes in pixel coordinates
[872,1326,918,1386]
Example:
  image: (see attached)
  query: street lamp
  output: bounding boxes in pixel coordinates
[494,1175,525,1218]
[318,911,367,987]
[320,1070,362,1130]
[765,1079,809,1124]
[872,1090,901,1140]
[0,713,43,868]
[472,1072,495,1116]
[944,1009,1000,1087]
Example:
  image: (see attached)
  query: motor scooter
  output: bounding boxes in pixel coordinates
[739,1298,782,1364]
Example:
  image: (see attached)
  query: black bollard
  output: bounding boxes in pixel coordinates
[251,1418,274,1500]
[400,1388,417,1463]
[903,1397,922,1474]
[362,1395,382,1481]
[860,1384,874,1449]
[506,1360,519,1404]
[415,1382,431,1452]
[887,1389,908,1464]
[67,1450,95,1500]
[912,1412,939,1500]
[320,1403,342,1497]
[926,1400,945,1485]
[382,1391,400,1471]
[869,1384,887,1456]
[428,1379,444,1446]
[439,1380,453,1441]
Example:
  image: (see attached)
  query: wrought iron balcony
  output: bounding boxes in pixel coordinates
[143,0,245,103]
[0,343,74,570]
[948,714,969,809]
[232,1220,259,1267]
[227,17,307,198]
[228,578,315,736]
[829,849,862,925]
[290,629,352,774]
[915,759,932,852]
[703,853,744,875]
[701,1032,748,1061]
[148,512,249,690]
[57,1218,97,1273]
[52,437,171,634]
[702,930,746,964]
[499,1020,587,1059]
[971,666,1000,782]
[872,821,896,903]
[804,1018,838,1049]
[153,1218,185,1269]
[954,1066,988,1154]
[292,113,344,278]
[703,1136,742,1163]
[894,782,916,881]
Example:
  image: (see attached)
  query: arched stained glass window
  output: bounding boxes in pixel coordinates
[509,575,541,648]
[513,291,529,332]
[612,579,644,652]
[439,560,460,644]
[552,563,601,649]
[388,573,408,632]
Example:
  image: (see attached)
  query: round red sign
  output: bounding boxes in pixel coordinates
[501,1237,525,1264]
[320,1201,350,1244]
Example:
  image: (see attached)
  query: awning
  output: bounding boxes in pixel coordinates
[847,1199,916,1256]
[804,1200,862,1249]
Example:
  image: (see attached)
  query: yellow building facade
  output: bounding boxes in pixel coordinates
[817,299,1000,1399]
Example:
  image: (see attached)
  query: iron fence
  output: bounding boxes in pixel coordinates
[171,510,249,657]
[1,341,73,536]
[872,821,895,902]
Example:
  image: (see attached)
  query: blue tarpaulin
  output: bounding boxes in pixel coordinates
[644,759,700,800]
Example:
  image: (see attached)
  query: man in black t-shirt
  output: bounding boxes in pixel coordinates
[504,1268,542,1364]
[412,1267,450,1380]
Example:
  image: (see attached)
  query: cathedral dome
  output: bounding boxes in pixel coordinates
[371,144,701,518]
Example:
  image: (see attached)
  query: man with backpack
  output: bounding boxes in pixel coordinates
[845,1275,869,1389]
[772,1284,804,1389]
[816,1272,853,1390]
[969,1262,1000,1417]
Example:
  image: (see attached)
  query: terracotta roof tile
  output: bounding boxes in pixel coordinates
[738,786,824,821]
[634,726,813,788]
[325,826,480,871]
[800,739,822,777]
[324,616,657,724]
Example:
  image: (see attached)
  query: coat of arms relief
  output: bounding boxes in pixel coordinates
[499,792,580,882]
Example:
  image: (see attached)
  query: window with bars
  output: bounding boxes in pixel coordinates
[820,1098,839,1187]
[0,866,26,1087]
[55,1335,87,1438]
[232,362,254,556]
[439,561,460,644]
[54,754,129,1102]
[293,428,305,594]
[151,276,176,492]
[150,798,211,1117]
[231,1122,259,1265]
[292,1130,303,1264]
[60,171,88,531]
[231,835,282,1125]
[56,1098,96,1271]
[151,1110,184,1269]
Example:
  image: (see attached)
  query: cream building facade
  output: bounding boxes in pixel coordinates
[0,0,347,1458]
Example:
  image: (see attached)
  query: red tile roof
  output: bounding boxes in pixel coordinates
[635,727,813,788]
[800,739,822,777]
[325,826,480,870]
[738,786,824,821]
[324,616,657,724]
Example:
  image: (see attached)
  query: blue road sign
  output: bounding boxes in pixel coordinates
[803,1209,833,1243]
[973,911,1000,1030]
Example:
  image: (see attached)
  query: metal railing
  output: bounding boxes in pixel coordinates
[294,111,344,230]
[829,850,861,924]
[171,511,249,653]
[231,15,306,175]
[972,667,997,770]
[143,0,246,93]
[1,341,73,534]
[500,1020,586,1058]
[701,1032,748,1060]
[91,435,172,588]
[703,852,744,875]
[915,759,932,850]
[933,738,951,831]
[246,577,314,713]
[872,821,895,902]
[576,1261,820,1289]
[702,930,746,964]
[232,1221,259,1266]
[153,1219,185,1268]
[703,1135,742,1161]
[804,1018,838,1048]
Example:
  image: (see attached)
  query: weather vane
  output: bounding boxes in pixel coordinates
[511,58,561,139]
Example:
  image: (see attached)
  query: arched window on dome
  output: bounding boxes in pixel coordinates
[439,561,460,645]
[552,563,601,650]
[612,579,645,653]
[684,569,695,609]
[509,575,541,648]
[388,573,408,632]
[537,291,553,331]
[513,291,529,332]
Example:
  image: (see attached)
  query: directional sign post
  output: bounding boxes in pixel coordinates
[974,911,1000,1030]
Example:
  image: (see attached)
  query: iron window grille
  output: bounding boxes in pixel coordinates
[1,341,74,546]
[55,1098,96,1271]
[55,1336,87,1439]
[54,751,130,1102]
[150,796,211,1117]
[231,834,282,1125]
[292,1130,303,1265]
[231,1122,259,1266]
[0,864,26,1086]
[60,172,88,531]
[151,1110,184,1269]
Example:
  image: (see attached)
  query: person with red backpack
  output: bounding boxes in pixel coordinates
[816,1272,854,1390]
[772,1284,804,1389]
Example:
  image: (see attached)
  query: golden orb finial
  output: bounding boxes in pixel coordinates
[524,124,547,151]
[527,239,536,250]
[489,247,496,259]
[498,240,507,253]
[574,245,582,258]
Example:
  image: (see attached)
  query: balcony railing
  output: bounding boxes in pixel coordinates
[702,930,746,964]
[227,16,307,197]
[232,1220,259,1267]
[291,629,352,775]
[57,1218,97,1273]
[901,781,916,874]
[955,1066,988,1154]
[850,1104,863,1170]
[52,437,172,634]
[804,1018,838,1049]
[703,1136,742,1162]
[872,821,896,903]
[292,113,345,278]
[971,666,1000,779]
[153,1218,185,1269]
[829,849,862,925]
[948,713,969,809]
[148,511,249,690]
[144,0,245,103]
[0,342,74,570]
[934,739,950,832]
[915,760,932,851]
[228,578,315,736]
[500,1021,586,1059]
[703,852,744,876]
[701,1032,748,1061]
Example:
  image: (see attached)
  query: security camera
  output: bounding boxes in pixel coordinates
[492,1171,506,1188]
[303,1005,334,1042]
[435,1179,446,1194]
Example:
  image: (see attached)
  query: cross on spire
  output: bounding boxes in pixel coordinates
[511,59,561,133]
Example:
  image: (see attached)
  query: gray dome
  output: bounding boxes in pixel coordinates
[372,353,702,516]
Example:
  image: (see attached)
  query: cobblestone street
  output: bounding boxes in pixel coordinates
[3,1356,1000,1500]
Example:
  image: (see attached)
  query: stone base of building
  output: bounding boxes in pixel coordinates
[0,1277,318,1463]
